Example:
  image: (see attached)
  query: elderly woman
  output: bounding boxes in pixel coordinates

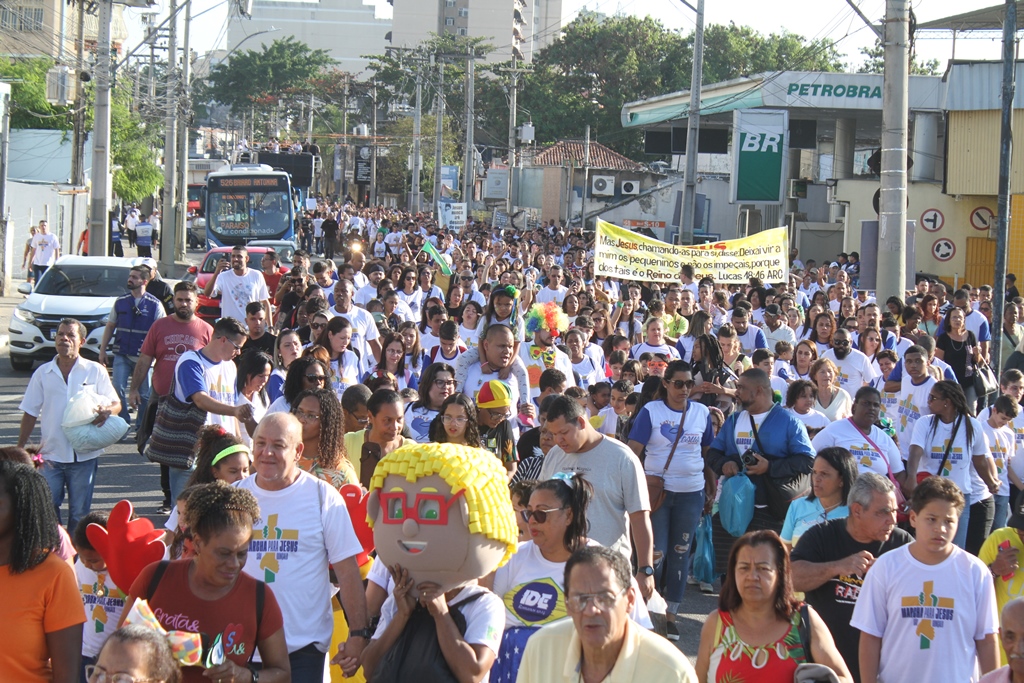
[695,530,852,683]
[811,357,853,421]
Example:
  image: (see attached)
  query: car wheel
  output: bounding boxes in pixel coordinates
[10,354,33,371]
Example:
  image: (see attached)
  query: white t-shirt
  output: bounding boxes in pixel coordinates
[821,348,879,391]
[76,561,128,657]
[520,344,576,401]
[571,355,603,389]
[594,405,619,437]
[539,436,649,560]
[895,375,935,459]
[851,544,998,683]
[911,414,988,494]
[405,403,438,443]
[326,305,380,360]
[462,364,522,414]
[535,286,568,305]
[31,232,60,267]
[237,471,363,653]
[354,282,379,307]
[330,350,361,397]
[211,269,269,323]
[812,418,904,477]
[373,583,505,656]
[173,349,240,437]
[629,342,680,360]
[980,408,1016,498]
[460,323,480,348]
[629,400,713,493]
[730,409,772,456]
[787,408,831,433]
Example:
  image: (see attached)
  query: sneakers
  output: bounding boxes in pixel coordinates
[157,504,172,515]
[700,581,715,594]
[665,620,680,641]
[687,574,700,586]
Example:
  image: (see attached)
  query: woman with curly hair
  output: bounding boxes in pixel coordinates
[265,355,329,414]
[89,625,181,683]
[292,387,358,490]
[122,482,291,683]
[0,461,85,683]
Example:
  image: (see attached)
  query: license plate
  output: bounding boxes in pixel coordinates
[48,328,57,340]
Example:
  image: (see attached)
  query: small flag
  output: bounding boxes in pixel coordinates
[420,240,453,276]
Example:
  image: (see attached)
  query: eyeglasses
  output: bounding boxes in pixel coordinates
[664,379,695,390]
[441,415,469,426]
[461,275,474,280]
[379,489,465,525]
[85,666,159,683]
[487,408,512,421]
[519,507,566,524]
[565,587,628,613]
[433,379,457,388]
[305,374,327,383]
[294,408,321,422]
[228,338,244,352]
[310,322,326,331]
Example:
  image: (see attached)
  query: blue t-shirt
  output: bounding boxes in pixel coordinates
[886,358,957,383]
[781,497,849,545]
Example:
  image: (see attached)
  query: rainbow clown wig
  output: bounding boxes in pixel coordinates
[525,301,570,340]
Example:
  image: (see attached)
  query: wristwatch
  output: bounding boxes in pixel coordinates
[637,565,655,577]
[349,628,375,639]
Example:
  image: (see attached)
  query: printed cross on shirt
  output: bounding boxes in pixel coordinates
[900,580,955,649]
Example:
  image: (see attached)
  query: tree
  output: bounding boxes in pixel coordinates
[110,82,162,203]
[0,57,72,130]
[858,40,941,75]
[376,114,460,197]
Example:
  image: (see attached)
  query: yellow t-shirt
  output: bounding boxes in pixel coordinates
[979,526,1024,664]
[343,430,367,482]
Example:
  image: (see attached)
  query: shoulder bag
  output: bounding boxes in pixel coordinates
[915,415,962,484]
[848,418,909,523]
[645,405,687,513]
[144,373,208,469]
[751,408,812,521]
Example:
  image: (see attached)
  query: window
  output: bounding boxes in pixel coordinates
[445,0,455,5]
[457,7,468,16]
[445,17,455,25]
[458,28,468,35]
[1,6,43,31]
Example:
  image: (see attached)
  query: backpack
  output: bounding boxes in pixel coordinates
[372,591,484,683]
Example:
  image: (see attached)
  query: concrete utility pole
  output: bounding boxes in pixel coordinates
[70,0,86,189]
[412,67,422,212]
[0,89,11,295]
[679,0,704,245]
[432,53,444,209]
[463,48,476,206]
[582,125,590,229]
[370,80,378,206]
[991,0,1016,373]
[499,57,532,215]
[173,0,191,264]
[160,0,178,274]
[875,0,910,305]
[87,0,112,259]
[307,92,314,145]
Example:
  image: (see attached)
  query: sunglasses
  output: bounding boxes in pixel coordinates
[519,507,566,524]
[664,379,695,390]
[305,374,327,383]
[310,322,326,330]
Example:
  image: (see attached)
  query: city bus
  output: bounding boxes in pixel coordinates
[205,164,295,248]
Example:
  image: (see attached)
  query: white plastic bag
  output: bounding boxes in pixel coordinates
[62,387,128,451]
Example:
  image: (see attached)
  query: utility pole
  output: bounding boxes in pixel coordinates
[1,89,11,295]
[370,80,378,206]
[412,66,422,212]
[432,53,444,209]
[499,57,532,215]
[875,0,909,305]
[160,0,178,274]
[174,0,191,264]
[992,0,1016,372]
[582,125,590,229]
[679,0,704,245]
[462,48,475,206]
[87,0,112,259]
[307,92,314,145]
[70,0,86,253]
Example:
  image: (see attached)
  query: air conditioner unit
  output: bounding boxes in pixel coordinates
[621,180,640,195]
[787,179,808,199]
[591,175,615,196]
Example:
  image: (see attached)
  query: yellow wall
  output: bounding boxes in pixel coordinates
[834,178,1006,283]
[947,111,1024,196]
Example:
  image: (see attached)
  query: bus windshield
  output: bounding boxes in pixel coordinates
[206,174,293,245]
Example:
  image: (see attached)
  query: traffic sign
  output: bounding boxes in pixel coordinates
[970,206,995,231]
[920,209,944,232]
[932,238,956,262]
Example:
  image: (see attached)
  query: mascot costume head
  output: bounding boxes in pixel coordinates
[367,442,518,595]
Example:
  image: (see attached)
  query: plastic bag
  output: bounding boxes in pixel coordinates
[62,387,104,429]
[62,387,128,452]
[720,472,755,537]
[693,514,715,585]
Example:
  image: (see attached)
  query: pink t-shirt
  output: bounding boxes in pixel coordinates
[139,317,214,396]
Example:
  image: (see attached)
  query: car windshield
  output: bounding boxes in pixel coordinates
[200,253,258,274]
[34,264,130,297]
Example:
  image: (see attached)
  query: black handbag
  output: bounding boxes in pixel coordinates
[750,410,811,521]
[144,374,207,469]
[973,360,999,397]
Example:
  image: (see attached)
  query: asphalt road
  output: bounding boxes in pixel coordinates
[0,244,718,663]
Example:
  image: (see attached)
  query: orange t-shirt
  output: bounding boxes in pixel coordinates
[0,552,87,681]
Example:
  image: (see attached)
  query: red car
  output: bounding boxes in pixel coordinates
[184,247,290,324]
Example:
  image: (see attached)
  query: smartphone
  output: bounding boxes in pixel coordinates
[360,442,382,489]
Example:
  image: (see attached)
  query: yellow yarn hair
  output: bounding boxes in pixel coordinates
[367,442,519,567]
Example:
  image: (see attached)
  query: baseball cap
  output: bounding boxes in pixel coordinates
[476,380,513,409]
[366,263,384,274]
[764,304,782,316]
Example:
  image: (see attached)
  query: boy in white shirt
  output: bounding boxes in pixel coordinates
[852,476,999,683]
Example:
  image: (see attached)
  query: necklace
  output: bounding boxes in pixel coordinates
[948,335,965,351]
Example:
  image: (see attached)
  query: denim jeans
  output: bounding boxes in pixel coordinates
[32,264,48,283]
[167,464,196,503]
[953,494,971,550]
[113,354,149,428]
[288,643,327,683]
[650,489,705,612]
[995,494,1011,531]
[41,458,98,532]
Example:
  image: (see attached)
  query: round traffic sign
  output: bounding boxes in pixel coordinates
[970,207,995,231]
[920,208,944,232]
[932,238,956,262]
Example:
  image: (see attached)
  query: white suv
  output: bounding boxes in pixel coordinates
[8,256,155,371]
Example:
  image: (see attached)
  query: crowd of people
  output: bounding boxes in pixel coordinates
[8,202,1024,683]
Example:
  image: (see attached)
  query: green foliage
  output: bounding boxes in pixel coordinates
[110,82,162,203]
[0,57,72,130]
[700,23,844,84]
[857,40,941,75]
[376,114,460,197]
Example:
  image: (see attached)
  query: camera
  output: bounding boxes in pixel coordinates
[741,449,762,468]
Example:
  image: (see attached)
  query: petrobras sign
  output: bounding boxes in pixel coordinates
[731,109,788,204]
[763,72,887,110]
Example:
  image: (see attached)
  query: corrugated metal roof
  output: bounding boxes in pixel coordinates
[531,140,644,171]
[944,61,1024,110]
